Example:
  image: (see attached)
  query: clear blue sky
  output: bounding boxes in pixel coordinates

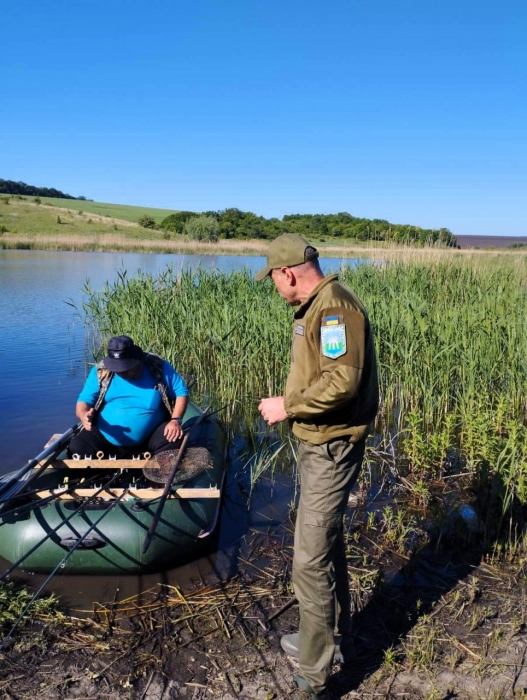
[2,0,526,236]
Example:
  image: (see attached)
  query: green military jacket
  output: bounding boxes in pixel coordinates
[283,274,379,445]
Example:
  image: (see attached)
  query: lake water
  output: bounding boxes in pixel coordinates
[0,249,363,603]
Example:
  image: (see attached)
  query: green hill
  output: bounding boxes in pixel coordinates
[37,197,177,224]
[0,195,176,243]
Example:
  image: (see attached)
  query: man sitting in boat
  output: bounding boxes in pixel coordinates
[68,335,189,459]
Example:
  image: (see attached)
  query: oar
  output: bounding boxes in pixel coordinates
[0,485,131,650]
[0,423,83,504]
[0,423,81,500]
[0,471,121,582]
[142,406,218,554]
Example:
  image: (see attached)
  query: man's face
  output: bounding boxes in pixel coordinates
[115,362,143,380]
[270,268,299,305]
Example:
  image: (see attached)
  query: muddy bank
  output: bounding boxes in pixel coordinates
[2,490,526,700]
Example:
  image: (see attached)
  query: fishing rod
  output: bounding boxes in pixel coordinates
[0,469,102,508]
[0,485,131,651]
[0,423,82,501]
[0,482,65,507]
[0,472,100,524]
[0,471,122,582]
[142,403,229,554]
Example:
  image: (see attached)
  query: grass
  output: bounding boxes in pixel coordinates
[2,195,178,224]
[0,581,57,634]
[34,196,177,224]
[0,195,151,237]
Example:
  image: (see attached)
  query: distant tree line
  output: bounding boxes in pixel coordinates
[0,179,88,200]
[160,208,458,247]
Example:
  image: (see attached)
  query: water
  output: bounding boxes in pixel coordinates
[0,249,361,605]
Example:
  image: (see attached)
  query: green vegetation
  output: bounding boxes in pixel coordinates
[160,211,196,233]
[184,214,219,241]
[0,196,439,255]
[0,581,57,633]
[0,197,180,249]
[162,208,458,247]
[36,196,176,224]
[137,215,157,229]
[0,178,82,199]
[81,254,527,548]
[0,188,458,249]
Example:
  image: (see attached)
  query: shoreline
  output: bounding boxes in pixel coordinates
[1,234,525,260]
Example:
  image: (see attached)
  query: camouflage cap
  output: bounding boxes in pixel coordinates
[254,234,319,281]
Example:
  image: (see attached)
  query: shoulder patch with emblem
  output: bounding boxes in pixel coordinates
[321,324,347,359]
[295,324,305,335]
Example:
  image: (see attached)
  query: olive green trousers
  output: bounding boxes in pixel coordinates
[292,438,365,694]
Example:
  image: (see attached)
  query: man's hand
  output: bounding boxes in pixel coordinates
[80,407,94,431]
[164,419,183,442]
[258,396,288,425]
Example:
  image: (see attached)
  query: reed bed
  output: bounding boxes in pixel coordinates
[81,255,527,537]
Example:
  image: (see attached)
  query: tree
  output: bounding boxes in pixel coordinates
[138,215,156,229]
[160,211,196,233]
[184,215,219,242]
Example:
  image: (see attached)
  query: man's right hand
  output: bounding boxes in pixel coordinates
[80,407,94,431]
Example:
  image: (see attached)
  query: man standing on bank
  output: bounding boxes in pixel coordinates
[256,234,379,700]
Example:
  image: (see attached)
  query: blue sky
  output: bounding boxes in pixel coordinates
[2,0,526,236]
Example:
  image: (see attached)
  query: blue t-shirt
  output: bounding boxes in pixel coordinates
[78,361,189,447]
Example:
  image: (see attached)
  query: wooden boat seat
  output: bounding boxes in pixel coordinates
[35,486,220,500]
[40,434,220,499]
[42,434,160,469]
[45,458,160,470]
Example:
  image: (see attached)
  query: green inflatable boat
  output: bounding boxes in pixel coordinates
[0,402,227,575]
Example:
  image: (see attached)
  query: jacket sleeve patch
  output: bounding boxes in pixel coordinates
[321,324,347,359]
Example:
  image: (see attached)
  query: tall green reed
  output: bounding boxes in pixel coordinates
[81,256,527,517]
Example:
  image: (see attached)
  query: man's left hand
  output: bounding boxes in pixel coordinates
[164,420,183,442]
[258,396,288,425]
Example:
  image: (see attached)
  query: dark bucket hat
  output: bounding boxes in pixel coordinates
[103,335,144,372]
